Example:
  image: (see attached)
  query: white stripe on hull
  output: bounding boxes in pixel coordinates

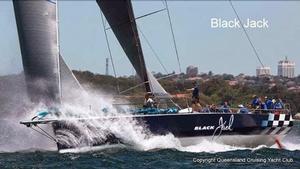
[270,127,282,135]
[279,127,291,136]
[178,134,287,147]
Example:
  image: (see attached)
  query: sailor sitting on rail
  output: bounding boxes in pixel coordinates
[143,92,156,108]
[220,101,232,113]
[274,98,284,109]
[251,95,260,109]
[265,96,274,109]
[237,104,249,114]
[209,104,218,112]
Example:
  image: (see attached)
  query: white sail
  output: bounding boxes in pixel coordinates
[147,71,171,99]
[59,55,85,102]
[14,0,85,105]
[13,0,60,104]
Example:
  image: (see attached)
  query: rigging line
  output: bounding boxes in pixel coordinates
[119,73,176,94]
[229,0,265,68]
[164,0,189,108]
[30,126,57,143]
[137,25,169,74]
[100,12,120,94]
[135,8,166,20]
[104,8,166,31]
[136,26,178,106]
[164,0,182,73]
[170,99,182,109]
[36,125,58,142]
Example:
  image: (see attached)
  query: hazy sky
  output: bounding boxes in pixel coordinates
[0,0,299,76]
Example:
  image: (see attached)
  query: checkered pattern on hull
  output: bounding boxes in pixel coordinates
[261,114,293,135]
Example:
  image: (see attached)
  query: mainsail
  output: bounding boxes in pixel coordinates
[96,0,150,92]
[97,0,171,98]
[13,0,61,104]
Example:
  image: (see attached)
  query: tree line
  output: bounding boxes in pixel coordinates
[72,70,300,114]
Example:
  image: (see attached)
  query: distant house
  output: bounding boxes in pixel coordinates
[186,65,198,77]
[228,80,238,86]
[187,77,202,81]
[286,81,296,88]
[287,86,300,92]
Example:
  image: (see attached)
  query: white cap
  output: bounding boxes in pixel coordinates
[238,104,244,108]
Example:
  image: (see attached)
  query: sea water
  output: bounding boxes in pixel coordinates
[0,130,299,169]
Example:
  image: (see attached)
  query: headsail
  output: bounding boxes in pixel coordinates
[13,0,61,104]
[59,55,85,102]
[147,71,171,99]
[96,0,151,92]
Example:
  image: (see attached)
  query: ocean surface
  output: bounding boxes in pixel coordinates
[0,121,299,169]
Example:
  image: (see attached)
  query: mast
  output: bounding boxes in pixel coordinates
[56,0,62,103]
[96,0,151,93]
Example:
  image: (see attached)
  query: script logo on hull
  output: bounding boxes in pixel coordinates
[193,115,234,134]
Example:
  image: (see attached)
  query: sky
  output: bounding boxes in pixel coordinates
[0,0,299,77]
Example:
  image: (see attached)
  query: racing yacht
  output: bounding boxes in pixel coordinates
[14,0,294,152]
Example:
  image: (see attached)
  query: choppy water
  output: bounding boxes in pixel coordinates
[0,121,299,169]
[0,147,299,169]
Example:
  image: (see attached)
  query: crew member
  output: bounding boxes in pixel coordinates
[274,98,284,109]
[209,104,218,112]
[260,99,268,113]
[237,104,249,114]
[220,101,232,113]
[143,92,155,108]
[265,96,274,109]
[189,81,202,112]
[251,95,260,109]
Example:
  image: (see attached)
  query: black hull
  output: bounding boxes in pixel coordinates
[52,113,293,151]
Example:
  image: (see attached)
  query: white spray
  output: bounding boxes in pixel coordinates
[0,73,57,152]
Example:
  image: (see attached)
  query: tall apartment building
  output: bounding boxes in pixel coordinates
[256,66,271,77]
[278,57,295,78]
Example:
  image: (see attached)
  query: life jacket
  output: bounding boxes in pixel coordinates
[252,98,260,107]
[260,102,267,110]
[274,102,283,109]
[239,108,249,114]
[266,99,274,109]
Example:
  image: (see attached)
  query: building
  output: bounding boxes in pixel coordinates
[278,57,295,78]
[256,66,271,77]
[186,65,198,77]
